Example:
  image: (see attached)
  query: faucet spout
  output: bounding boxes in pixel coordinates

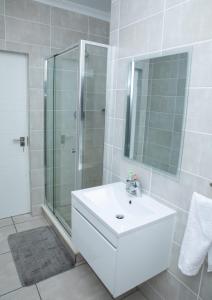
[126,174,141,196]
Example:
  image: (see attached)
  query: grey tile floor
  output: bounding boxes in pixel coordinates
[0,213,147,300]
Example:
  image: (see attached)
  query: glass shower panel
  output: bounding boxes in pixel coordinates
[53,47,79,230]
[82,44,108,188]
[44,41,109,234]
[45,57,54,211]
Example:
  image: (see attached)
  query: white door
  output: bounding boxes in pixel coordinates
[0,51,30,218]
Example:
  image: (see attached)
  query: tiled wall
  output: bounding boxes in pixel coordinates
[0,0,109,216]
[104,0,212,299]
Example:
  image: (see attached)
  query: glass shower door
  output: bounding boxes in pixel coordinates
[81,43,108,188]
[45,41,108,234]
[53,47,79,230]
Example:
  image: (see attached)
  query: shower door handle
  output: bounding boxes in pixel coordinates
[72,148,76,154]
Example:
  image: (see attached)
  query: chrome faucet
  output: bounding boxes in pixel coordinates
[126,174,141,196]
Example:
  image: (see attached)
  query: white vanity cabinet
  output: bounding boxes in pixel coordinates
[72,183,175,298]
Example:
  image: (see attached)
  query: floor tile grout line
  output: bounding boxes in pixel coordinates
[9,213,43,227]
[144,282,165,300]
[168,270,198,297]
[11,218,43,226]
[0,223,14,230]
[35,283,43,300]
[0,286,22,298]
[117,287,147,300]
[11,217,18,233]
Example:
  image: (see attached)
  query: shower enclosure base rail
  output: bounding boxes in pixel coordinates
[41,204,84,266]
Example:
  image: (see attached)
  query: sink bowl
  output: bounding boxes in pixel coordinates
[73,182,175,237]
[72,182,176,298]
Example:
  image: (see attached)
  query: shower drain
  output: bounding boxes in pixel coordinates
[116,214,124,220]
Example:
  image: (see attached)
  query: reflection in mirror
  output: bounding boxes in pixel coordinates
[124,52,189,175]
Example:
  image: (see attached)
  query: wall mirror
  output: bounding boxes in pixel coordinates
[124,52,189,175]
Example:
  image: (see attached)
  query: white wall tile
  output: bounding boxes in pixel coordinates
[30,150,44,169]
[186,88,212,134]
[166,0,187,9]
[30,168,44,188]
[135,13,163,54]
[151,170,212,211]
[29,88,44,110]
[112,118,125,149]
[103,144,113,171]
[119,23,136,58]
[30,111,44,131]
[164,0,212,48]
[190,40,212,87]
[30,131,44,151]
[198,135,212,180]
[119,13,163,58]
[110,0,119,31]
[116,59,129,89]
[115,90,126,119]
[31,187,45,206]
[109,29,119,48]
[120,0,164,28]
[181,131,202,174]
[29,68,44,89]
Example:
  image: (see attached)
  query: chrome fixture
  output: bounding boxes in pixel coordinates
[13,136,26,151]
[126,176,141,196]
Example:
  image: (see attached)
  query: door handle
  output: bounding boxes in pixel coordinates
[13,137,25,148]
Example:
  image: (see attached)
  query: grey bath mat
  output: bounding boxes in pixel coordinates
[8,226,75,286]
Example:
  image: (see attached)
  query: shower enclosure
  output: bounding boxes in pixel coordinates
[44,41,108,233]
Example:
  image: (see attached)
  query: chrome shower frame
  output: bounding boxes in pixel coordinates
[44,40,110,232]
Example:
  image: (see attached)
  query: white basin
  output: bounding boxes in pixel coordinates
[72,182,176,298]
[77,182,175,236]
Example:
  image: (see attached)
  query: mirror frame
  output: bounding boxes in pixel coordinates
[124,49,192,175]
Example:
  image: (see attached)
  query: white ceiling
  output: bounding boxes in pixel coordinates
[67,0,111,13]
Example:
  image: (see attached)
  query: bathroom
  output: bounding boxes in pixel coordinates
[0,0,211,299]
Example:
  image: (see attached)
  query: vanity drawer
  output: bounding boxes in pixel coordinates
[72,208,117,293]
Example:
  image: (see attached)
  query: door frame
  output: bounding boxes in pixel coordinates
[0,50,31,216]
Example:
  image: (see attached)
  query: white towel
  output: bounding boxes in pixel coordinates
[178,192,212,276]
